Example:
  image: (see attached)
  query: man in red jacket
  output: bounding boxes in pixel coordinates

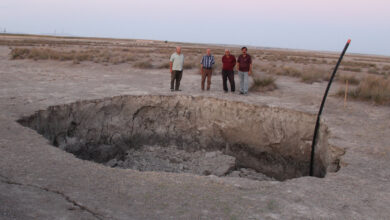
[221,49,236,93]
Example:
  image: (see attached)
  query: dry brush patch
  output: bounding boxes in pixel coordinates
[338,75,390,105]
[300,67,331,83]
[157,62,170,69]
[183,61,198,70]
[341,60,377,69]
[10,47,137,64]
[262,65,331,84]
[342,67,362,72]
[274,66,302,78]
[250,74,277,92]
[337,73,360,85]
[133,61,154,69]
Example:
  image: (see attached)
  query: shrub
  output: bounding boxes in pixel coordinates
[275,66,301,77]
[339,76,390,105]
[250,75,277,92]
[342,67,362,72]
[10,48,31,59]
[133,61,154,69]
[184,62,197,69]
[368,68,380,75]
[157,62,170,69]
[300,67,330,84]
[337,74,360,85]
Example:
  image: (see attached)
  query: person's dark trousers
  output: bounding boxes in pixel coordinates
[222,70,235,92]
[171,70,183,90]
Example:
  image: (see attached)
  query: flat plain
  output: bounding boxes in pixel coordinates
[1,34,390,219]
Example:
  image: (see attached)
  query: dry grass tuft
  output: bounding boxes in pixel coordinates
[368,67,380,75]
[337,74,360,85]
[184,62,197,70]
[342,67,362,72]
[250,75,277,92]
[274,66,302,77]
[342,60,377,68]
[133,61,154,69]
[300,67,330,83]
[339,75,390,105]
[157,62,170,69]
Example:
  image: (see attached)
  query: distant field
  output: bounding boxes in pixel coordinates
[2,33,390,105]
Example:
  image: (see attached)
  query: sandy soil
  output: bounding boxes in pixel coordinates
[1,36,390,219]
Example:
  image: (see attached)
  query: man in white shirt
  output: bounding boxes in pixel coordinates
[169,46,184,91]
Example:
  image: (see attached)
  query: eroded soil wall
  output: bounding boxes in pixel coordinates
[18,95,338,180]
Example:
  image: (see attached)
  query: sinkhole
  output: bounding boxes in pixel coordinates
[18,95,343,181]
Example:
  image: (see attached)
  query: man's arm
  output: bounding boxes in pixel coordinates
[170,62,173,73]
[200,56,204,75]
[236,56,240,71]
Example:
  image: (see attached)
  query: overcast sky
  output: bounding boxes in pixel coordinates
[1,0,389,55]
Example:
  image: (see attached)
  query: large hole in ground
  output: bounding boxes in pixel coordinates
[18,95,342,181]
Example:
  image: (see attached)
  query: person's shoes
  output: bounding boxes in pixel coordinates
[239,91,244,95]
[171,89,174,92]
[207,88,210,91]
[224,90,228,93]
[175,89,181,91]
[231,90,235,93]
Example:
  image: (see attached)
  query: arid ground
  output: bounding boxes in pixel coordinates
[1,34,390,219]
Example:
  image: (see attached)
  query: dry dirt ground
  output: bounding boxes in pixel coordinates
[1,35,390,219]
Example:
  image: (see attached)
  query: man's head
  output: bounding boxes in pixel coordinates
[206,49,211,56]
[241,47,248,55]
[176,46,181,54]
[224,49,230,56]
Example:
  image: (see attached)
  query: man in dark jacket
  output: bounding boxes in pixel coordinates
[221,49,236,93]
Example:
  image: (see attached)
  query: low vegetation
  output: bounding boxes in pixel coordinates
[157,62,170,69]
[274,66,302,77]
[271,65,330,84]
[300,67,330,83]
[250,75,277,92]
[10,47,137,64]
[338,75,390,105]
[8,40,390,106]
[337,74,360,85]
[183,62,197,69]
[342,67,362,72]
[133,61,153,69]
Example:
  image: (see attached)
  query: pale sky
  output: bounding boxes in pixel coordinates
[1,0,390,55]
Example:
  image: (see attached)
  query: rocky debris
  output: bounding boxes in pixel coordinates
[227,168,275,181]
[105,145,273,181]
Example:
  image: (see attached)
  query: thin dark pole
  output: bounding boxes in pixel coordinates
[309,39,351,176]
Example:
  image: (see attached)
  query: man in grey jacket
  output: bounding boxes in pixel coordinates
[169,46,184,91]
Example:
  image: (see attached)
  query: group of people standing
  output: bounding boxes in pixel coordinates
[169,46,252,95]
